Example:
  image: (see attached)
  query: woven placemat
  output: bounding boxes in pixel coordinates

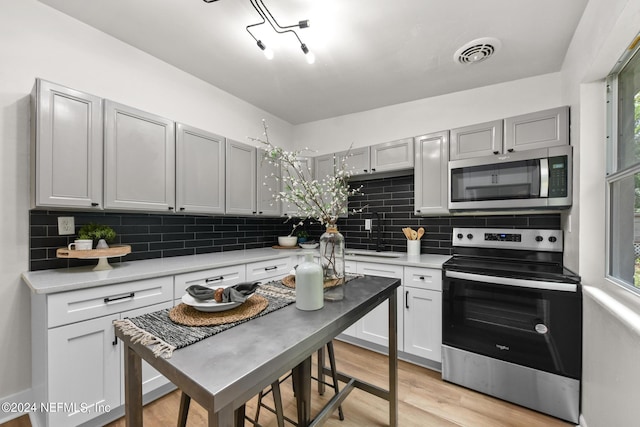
[169,294,269,327]
[282,274,359,289]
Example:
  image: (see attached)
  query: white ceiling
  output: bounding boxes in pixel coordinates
[37,0,588,125]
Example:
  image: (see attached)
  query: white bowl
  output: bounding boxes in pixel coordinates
[299,242,319,249]
[278,236,298,247]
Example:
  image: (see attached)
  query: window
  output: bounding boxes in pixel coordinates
[607,37,640,292]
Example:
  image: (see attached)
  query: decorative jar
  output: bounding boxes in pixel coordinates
[319,224,345,301]
[295,252,324,310]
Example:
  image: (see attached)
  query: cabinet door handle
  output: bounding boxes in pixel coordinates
[179,207,185,211]
[507,148,514,152]
[416,209,421,213]
[405,290,409,309]
[363,169,368,173]
[112,336,118,346]
[104,292,135,304]
[168,206,174,211]
[259,211,263,214]
[371,168,376,172]
[91,202,99,207]
[419,276,425,280]
[264,266,278,271]
[205,276,224,283]
[493,151,499,155]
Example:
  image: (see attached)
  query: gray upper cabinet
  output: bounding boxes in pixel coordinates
[175,124,225,215]
[370,138,414,172]
[314,153,335,182]
[282,157,313,217]
[225,140,257,215]
[337,146,370,176]
[257,149,281,216]
[449,120,503,160]
[104,101,176,212]
[504,106,569,152]
[31,79,103,209]
[414,131,449,216]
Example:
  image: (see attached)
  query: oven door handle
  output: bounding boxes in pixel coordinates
[445,270,577,292]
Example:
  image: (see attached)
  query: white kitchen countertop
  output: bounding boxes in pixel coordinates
[22,247,450,295]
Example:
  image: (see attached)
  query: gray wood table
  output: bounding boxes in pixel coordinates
[115,275,400,427]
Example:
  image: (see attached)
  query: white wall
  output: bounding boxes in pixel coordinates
[293,73,563,154]
[0,0,293,407]
[560,0,640,425]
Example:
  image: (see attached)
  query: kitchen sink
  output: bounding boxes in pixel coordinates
[344,249,403,259]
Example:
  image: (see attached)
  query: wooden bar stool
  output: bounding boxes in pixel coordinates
[178,341,344,427]
[253,341,344,426]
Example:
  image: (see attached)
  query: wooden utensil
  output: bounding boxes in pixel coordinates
[411,229,418,240]
[402,227,412,240]
[417,227,425,240]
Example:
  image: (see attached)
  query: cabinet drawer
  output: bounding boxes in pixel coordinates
[246,257,293,282]
[356,262,403,279]
[174,265,245,300]
[403,266,442,291]
[48,277,173,327]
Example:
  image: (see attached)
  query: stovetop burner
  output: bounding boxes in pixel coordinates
[444,227,580,284]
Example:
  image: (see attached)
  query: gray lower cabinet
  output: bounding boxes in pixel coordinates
[225,140,257,215]
[414,131,449,216]
[449,119,503,160]
[175,124,225,214]
[104,101,176,211]
[504,106,569,152]
[30,79,103,209]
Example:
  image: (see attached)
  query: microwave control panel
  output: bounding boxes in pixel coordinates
[548,156,568,198]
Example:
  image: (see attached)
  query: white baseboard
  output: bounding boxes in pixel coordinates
[579,414,588,427]
[0,388,33,424]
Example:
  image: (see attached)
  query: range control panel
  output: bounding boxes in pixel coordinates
[452,228,563,252]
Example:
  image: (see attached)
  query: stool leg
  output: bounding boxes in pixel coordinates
[271,380,285,427]
[253,389,265,425]
[178,392,190,427]
[327,342,345,421]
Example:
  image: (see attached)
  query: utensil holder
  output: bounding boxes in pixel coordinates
[407,240,420,256]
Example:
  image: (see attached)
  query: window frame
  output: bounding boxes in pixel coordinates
[605,35,640,294]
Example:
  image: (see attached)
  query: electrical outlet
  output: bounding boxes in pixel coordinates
[364,219,372,231]
[58,217,75,235]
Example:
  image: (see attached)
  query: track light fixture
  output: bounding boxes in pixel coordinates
[203,0,314,63]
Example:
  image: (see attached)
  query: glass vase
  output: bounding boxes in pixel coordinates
[319,224,345,301]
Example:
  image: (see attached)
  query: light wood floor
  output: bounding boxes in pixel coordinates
[2,341,572,427]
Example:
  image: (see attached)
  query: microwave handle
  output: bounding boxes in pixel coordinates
[540,158,549,198]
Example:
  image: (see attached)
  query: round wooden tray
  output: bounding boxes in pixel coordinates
[56,245,131,271]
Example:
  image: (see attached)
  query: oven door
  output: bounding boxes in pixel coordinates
[443,270,582,379]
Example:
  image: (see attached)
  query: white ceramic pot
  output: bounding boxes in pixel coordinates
[278,236,298,247]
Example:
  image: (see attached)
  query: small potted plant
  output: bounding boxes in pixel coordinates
[297,230,309,244]
[78,222,117,249]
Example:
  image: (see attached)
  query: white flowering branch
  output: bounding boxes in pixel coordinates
[250,120,363,226]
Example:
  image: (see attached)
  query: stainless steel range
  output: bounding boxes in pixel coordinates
[442,227,582,423]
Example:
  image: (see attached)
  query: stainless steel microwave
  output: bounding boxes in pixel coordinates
[448,146,572,211]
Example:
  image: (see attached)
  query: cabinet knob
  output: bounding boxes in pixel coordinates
[259,211,263,214]
[179,207,185,211]
[493,151,499,155]
[168,206,174,211]
[91,202,99,207]
[507,148,514,153]
[252,211,257,214]
[371,168,376,172]
[416,209,421,213]
[363,169,368,173]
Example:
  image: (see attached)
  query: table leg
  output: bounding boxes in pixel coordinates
[317,347,325,395]
[209,404,234,427]
[292,356,312,427]
[388,290,398,427]
[124,346,143,427]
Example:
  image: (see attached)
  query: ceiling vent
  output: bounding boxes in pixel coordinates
[454,37,501,64]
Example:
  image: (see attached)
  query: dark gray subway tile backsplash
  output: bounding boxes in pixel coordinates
[29,173,561,271]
